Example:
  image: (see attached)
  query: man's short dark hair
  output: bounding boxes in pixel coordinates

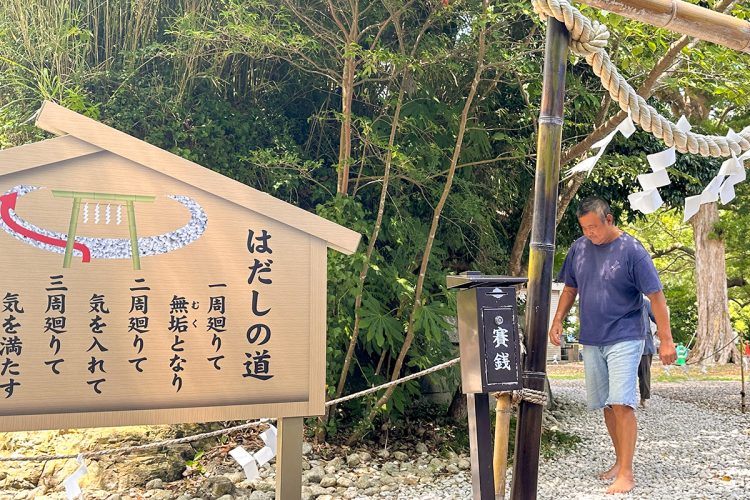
[576,196,611,222]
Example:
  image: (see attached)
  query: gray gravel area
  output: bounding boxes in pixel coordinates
[535,379,750,499]
[391,379,750,499]
[2,380,747,499]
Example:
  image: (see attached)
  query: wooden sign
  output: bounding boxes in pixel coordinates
[0,101,360,432]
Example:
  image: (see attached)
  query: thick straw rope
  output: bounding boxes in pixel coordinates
[532,0,750,157]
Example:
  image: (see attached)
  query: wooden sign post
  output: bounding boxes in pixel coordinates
[0,101,360,499]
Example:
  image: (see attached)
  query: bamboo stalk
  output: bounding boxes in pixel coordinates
[578,0,750,53]
[509,17,569,500]
[493,394,512,499]
[52,190,155,202]
[740,336,747,414]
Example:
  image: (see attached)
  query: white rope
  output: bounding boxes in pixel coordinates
[0,358,462,462]
[0,420,268,462]
[0,355,550,462]
[532,0,750,157]
[325,357,461,406]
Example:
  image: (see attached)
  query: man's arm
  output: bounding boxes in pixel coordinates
[646,290,676,365]
[549,285,578,346]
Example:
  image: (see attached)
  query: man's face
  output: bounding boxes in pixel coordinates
[578,212,613,245]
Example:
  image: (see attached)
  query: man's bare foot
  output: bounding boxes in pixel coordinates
[599,464,619,480]
[606,473,635,494]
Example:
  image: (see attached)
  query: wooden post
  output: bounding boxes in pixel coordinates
[276,416,304,500]
[509,17,569,500]
[62,198,82,268]
[493,394,512,499]
[467,393,495,500]
[126,200,140,270]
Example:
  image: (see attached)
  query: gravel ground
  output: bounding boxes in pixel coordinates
[536,379,749,499]
[392,379,750,499]
[1,379,747,499]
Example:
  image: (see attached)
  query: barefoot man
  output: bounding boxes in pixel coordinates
[549,196,676,494]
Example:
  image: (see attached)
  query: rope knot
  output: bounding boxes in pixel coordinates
[531,0,750,158]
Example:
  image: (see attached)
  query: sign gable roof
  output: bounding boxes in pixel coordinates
[0,101,360,254]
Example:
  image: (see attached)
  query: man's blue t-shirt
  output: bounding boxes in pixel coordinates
[558,232,662,346]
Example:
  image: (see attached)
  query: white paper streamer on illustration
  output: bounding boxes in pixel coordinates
[567,113,636,176]
[229,446,260,481]
[628,189,663,214]
[63,455,88,499]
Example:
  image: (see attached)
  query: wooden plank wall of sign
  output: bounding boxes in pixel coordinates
[0,101,360,432]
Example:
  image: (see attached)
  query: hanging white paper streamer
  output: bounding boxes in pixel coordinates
[676,115,692,133]
[720,178,736,205]
[718,154,743,177]
[567,114,636,176]
[701,174,723,204]
[683,195,702,222]
[260,425,278,454]
[714,129,750,205]
[229,446,260,481]
[254,446,275,467]
[63,455,88,499]
[637,168,670,190]
[684,127,749,221]
[647,115,691,172]
[567,131,616,175]
[628,116,690,214]
[253,424,278,466]
[618,114,636,138]
[628,189,663,214]
[646,147,676,171]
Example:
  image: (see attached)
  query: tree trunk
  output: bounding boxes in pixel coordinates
[447,386,467,423]
[345,0,490,445]
[337,56,356,195]
[689,202,737,364]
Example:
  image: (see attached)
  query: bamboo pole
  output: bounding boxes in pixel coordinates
[52,190,156,202]
[578,0,750,53]
[509,17,569,500]
[493,394,512,499]
[63,198,82,269]
[126,201,141,271]
[740,336,747,414]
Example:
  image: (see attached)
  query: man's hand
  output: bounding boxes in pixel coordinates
[549,320,563,346]
[659,339,677,365]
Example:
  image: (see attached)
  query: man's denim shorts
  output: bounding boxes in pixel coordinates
[581,339,645,410]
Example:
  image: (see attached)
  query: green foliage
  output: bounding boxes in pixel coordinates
[2,0,749,436]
